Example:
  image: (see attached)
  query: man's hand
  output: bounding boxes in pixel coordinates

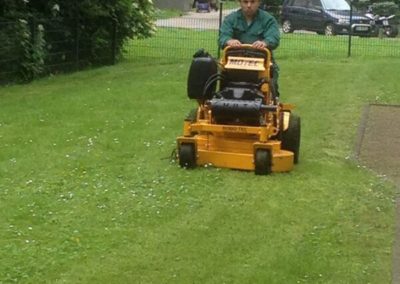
[252,40,267,49]
[226,39,242,47]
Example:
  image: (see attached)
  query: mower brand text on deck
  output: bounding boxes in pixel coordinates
[222,126,248,133]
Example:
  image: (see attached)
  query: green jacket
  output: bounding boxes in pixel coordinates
[219,9,280,50]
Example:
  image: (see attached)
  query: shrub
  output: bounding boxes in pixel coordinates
[370,1,399,15]
[0,0,156,82]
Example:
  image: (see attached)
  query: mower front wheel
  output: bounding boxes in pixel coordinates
[179,143,196,169]
[255,149,272,175]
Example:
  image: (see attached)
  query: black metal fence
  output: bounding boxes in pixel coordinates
[126,6,400,61]
[1,6,400,84]
[0,17,116,84]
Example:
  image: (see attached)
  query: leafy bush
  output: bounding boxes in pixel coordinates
[16,19,46,81]
[370,1,399,15]
[0,0,155,82]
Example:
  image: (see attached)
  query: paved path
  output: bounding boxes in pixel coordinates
[356,104,400,284]
[156,9,234,30]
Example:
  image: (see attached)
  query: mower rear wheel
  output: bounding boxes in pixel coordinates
[282,114,301,164]
[179,143,196,169]
[255,149,272,175]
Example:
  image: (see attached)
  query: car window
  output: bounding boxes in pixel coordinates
[292,0,309,8]
[321,0,350,10]
[310,0,322,9]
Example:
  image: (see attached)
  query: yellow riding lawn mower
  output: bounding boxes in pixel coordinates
[176,45,300,175]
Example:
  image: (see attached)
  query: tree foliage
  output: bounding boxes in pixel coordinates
[370,1,399,14]
[0,0,155,82]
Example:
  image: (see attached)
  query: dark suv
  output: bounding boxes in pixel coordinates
[281,0,372,36]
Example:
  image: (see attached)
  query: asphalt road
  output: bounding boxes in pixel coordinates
[156,9,234,30]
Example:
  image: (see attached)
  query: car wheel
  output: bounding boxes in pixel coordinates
[179,143,196,169]
[324,23,335,36]
[255,149,272,175]
[282,20,294,33]
[281,114,301,164]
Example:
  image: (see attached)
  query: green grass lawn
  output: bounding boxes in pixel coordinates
[155,8,184,19]
[0,56,399,283]
[127,28,400,60]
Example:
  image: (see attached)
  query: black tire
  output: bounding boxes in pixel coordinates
[274,111,284,142]
[282,114,301,164]
[179,143,196,169]
[324,23,335,36]
[282,20,294,33]
[255,149,272,175]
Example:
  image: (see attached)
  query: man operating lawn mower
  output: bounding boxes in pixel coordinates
[176,0,300,175]
[219,0,281,96]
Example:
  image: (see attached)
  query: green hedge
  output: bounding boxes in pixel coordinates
[0,0,155,82]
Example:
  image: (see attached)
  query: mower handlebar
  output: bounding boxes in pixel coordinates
[222,44,272,65]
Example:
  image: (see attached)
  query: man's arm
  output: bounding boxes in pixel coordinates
[262,16,280,50]
[218,14,236,48]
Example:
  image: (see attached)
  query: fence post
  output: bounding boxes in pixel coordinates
[110,19,117,65]
[74,16,79,70]
[30,16,36,53]
[27,16,36,81]
[347,1,353,57]
[217,1,224,58]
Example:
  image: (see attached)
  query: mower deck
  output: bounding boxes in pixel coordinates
[177,120,294,172]
[178,136,294,172]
